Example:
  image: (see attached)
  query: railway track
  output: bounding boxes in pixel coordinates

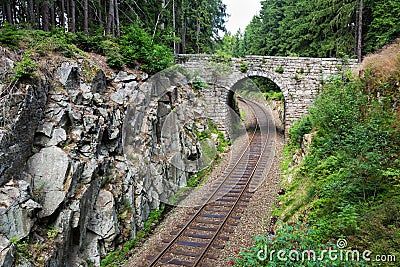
[146,99,276,267]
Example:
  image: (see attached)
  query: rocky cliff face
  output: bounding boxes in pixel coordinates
[0,49,210,266]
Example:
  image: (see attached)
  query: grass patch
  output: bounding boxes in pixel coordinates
[100,206,165,267]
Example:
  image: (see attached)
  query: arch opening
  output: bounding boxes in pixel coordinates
[229,76,285,135]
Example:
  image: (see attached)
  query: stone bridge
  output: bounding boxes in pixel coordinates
[175,54,358,136]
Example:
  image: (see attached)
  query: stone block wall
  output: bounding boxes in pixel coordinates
[176,54,359,136]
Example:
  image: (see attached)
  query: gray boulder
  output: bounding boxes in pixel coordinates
[0,235,15,267]
[88,190,120,251]
[46,128,67,146]
[114,71,137,83]
[26,146,71,218]
[56,62,79,86]
[0,180,41,240]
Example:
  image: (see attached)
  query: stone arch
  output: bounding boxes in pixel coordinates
[225,70,288,101]
[225,71,287,134]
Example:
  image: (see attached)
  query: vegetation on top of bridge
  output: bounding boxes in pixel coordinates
[232,40,400,267]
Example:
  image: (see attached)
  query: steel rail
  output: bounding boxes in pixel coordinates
[192,99,271,266]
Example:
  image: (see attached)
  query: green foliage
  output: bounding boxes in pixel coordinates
[99,40,123,69]
[27,29,80,57]
[264,91,284,102]
[238,48,400,265]
[218,0,399,58]
[74,32,105,53]
[144,206,165,232]
[211,50,232,64]
[192,77,207,90]
[366,1,400,53]
[283,73,398,256]
[0,0,228,55]
[249,77,281,96]
[0,28,81,58]
[242,15,265,56]
[207,119,230,152]
[288,116,312,148]
[119,26,173,72]
[232,224,367,266]
[275,66,284,73]
[106,53,124,70]
[0,25,173,72]
[47,227,60,241]
[13,53,38,81]
[217,31,245,57]
[10,237,32,263]
[0,24,23,49]
[240,62,249,73]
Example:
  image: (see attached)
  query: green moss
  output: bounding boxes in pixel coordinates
[81,60,101,82]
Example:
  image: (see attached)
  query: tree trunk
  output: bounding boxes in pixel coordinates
[106,0,115,36]
[182,17,187,54]
[357,0,363,63]
[98,0,103,26]
[70,0,76,33]
[5,2,13,24]
[115,0,120,36]
[180,0,187,54]
[196,16,201,53]
[60,0,65,29]
[84,0,89,35]
[173,0,177,53]
[28,0,35,25]
[42,0,50,31]
[50,1,55,27]
[36,1,41,28]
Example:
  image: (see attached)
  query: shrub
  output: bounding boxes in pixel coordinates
[119,25,173,72]
[240,62,248,73]
[288,116,312,148]
[192,77,207,90]
[106,53,124,69]
[0,24,22,49]
[13,52,38,81]
[275,66,284,73]
[211,50,232,64]
[141,44,173,73]
[0,25,173,72]
[75,31,104,53]
[264,90,284,101]
[232,224,366,266]
[273,55,400,263]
